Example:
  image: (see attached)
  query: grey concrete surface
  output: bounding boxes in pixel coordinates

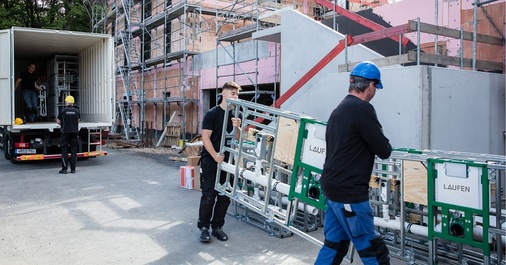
[0,147,405,265]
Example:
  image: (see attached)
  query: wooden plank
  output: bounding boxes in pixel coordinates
[408,20,503,46]
[218,24,256,42]
[259,16,281,24]
[261,1,290,10]
[351,23,411,46]
[259,6,292,24]
[338,54,409,72]
[407,50,504,72]
[273,117,299,165]
[155,125,169,147]
[403,160,428,205]
[246,128,274,142]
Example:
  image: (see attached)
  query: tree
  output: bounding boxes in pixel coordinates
[0,0,93,32]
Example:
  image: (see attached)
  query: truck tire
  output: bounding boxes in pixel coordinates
[5,132,19,164]
[3,131,11,160]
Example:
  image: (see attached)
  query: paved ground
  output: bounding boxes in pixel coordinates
[0,146,409,265]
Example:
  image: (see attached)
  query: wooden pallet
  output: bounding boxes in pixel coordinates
[164,123,181,147]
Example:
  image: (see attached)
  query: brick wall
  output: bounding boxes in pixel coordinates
[461,2,505,64]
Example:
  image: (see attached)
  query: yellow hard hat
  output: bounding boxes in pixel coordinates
[65,95,75,104]
[15,117,24,125]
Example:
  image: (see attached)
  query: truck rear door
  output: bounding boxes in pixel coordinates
[0,29,12,126]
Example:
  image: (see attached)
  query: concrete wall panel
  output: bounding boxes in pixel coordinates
[429,67,505,154]
[286,66,427,150]
[280,9,505,155]
[286,65,505,155]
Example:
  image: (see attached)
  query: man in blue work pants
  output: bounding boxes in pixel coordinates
[315,61,392,265]
[315,200,390,264]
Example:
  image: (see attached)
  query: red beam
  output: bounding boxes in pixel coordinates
[275,34,353,108]
[315,0,410,46]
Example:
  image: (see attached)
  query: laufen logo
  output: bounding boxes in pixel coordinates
[443,184,470,192]
[309,145,325,155]
[301,122,326,169]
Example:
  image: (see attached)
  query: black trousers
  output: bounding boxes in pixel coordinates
[61,133,79,170]
[197,156,231,229]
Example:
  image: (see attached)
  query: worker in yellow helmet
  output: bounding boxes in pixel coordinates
[56,95,80,174]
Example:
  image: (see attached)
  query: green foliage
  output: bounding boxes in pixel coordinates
[0,0,94,32]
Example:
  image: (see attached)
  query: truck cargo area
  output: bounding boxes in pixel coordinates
[0,27,115,163]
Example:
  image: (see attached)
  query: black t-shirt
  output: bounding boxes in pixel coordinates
[18,71,38,91]
[320,94,392,203]
[58,106,80,134]
[200,105,235,159]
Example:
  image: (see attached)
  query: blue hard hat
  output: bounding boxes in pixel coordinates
[350,61,383,89]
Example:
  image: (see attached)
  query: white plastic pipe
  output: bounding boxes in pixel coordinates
[281,197,319,216]
[220,162,290,195]
[221,162,320,216]
[373,217,506,245]
[256,190,319,216]
[472,222,506,245]
[374,217,435,237]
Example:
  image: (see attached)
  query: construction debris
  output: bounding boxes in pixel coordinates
[107,141,138,149]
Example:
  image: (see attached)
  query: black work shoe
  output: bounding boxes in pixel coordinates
[59,169,67,174]
[211,227,228,241]
[70,169,76,174]
[199,228,211,242]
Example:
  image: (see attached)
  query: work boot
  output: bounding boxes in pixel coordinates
[211,227,228,241]
[70,169,76,174]
[199,227,211,242]
[59,169,67,174]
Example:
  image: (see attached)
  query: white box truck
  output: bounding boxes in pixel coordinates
[0,27,115,163]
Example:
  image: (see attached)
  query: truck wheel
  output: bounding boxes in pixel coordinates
[3,132,11,160]
[5,133,18,163]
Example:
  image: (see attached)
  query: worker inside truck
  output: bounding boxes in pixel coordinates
[15,63,41,123]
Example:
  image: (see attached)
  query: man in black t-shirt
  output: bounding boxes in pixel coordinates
[198,82,242,243]
[15,63,41,122]
[57,96,80,174]
[315,61,392,265]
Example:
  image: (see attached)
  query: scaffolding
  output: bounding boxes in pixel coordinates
[213,0,323,107]
[92,0,206,143]
[91,0,326,144]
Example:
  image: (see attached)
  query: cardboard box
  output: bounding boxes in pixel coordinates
[180,165,201,191]
[187,156,201,166]
[193,165,201,191]
[180,166,195,189]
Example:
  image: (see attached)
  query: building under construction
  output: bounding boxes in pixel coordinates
[89,0,504,148]
[88,1,505,263]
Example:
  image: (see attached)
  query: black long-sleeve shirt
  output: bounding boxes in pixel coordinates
[320,94,392,203]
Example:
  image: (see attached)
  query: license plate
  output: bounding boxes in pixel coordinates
[15,149,36,154]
